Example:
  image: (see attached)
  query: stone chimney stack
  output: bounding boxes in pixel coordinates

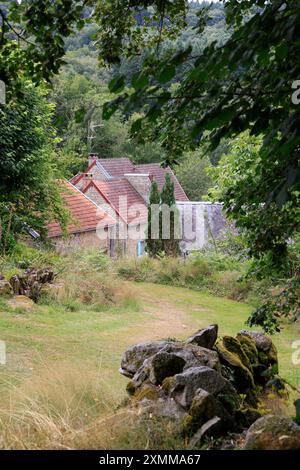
[88,153,99,166]
[124,173,152,202]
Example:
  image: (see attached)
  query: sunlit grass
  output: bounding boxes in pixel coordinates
[0,281,299,449]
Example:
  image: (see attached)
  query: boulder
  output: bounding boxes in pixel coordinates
[235,407,263,428]
[139,397,187,422]
[266,376,285,391]
[187,325,218,349]
[244,414,300,450]
[10,268,55,302]
[133,383,162,402]
[239,330,272,353]
[7,295,35,311]
[149,352,186,385]
[215,336,255,393]
[183,388,233,434]
[130,357,153,389]
[0,279,13,297]
[222,336,252,370]
[120,340,170,378]
[188,416,222,449]
[170,366,239,410]
[236,333,259,366]
[127,342,220,390]
[294,398,300,425]
[159,342,220,371]
[238,330,278,383]
[120,325,285,446]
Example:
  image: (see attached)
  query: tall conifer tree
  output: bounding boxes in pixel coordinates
[146,180,161,257]
[160,174,180,257]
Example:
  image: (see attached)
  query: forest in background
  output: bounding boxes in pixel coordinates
[0,0,299,333]
[51,1,228,199]
[0,0,300,452]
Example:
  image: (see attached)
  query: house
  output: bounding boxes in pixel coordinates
[47,181,116,254]
[82,178,148,256]
[71,155,189,202]
[47,156,230,257]
[70,155,189,256]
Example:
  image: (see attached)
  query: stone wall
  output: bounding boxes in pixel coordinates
[51,229,111,254]
[85,185,147,257]
[177,202,233,252]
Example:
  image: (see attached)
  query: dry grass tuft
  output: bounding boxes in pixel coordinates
[0,361,183,450]
[40,248,139,311]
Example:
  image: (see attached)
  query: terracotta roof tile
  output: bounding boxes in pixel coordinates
[97,157,135,177]
[94,158,188,201]
[135,163,189,201]
[83,179,148,225]
[47,181,115,238]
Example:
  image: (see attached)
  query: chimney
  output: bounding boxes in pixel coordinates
[124,173,152,202]
[88,153,99,166]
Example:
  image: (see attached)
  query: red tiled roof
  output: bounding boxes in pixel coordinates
[94,158,189,201]
[47,181,115,238]
[97,157,135,177]
[69,173,83,185]
[69,160,97,186]
[135,163,189,201]
[83,179,148,225]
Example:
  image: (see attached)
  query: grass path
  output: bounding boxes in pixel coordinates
[135,283,300,388]
[0,281,299,405]
[0,281,299,448]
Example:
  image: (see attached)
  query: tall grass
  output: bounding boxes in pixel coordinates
[116,252,257,303]
[0,358,293,450]
[0,361,183,450]
[37,247,139,311]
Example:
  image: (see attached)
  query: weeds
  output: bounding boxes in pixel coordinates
[116,252,256,303]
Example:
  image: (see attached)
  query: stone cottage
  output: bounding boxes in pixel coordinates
[48,155,230,257]
[70,155,189,256]
[47,181,116,254]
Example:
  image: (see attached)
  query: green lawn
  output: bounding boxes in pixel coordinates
[0,281,299,448]
[0,281,299,394]
[138,283,300,389]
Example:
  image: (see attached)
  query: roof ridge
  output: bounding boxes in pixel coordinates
[84,178,147,225]
[83,180,127,225]
[67,180,117,222]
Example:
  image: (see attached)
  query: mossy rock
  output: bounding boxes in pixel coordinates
[236,333,259,367]
[222,336,252,370]
[181,414,194,436]
[188,389,234,434]
[256,344,278,383]
[244,414,300,450]
[133,384,161,402]
[258,350,269,366]
[215,337,255,394]
[0,279,13,297]
[267,343,278,365]
[217,391,240,414]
